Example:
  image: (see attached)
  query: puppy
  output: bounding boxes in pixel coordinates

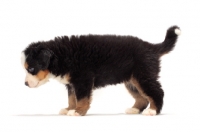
[21,26,181,116]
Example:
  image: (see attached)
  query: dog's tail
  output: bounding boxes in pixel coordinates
[154,26,181,56]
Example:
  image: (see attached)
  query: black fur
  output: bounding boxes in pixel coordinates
[23,26,180,114]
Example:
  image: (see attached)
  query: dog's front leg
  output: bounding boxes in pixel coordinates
[69,77,93,116]
[59,84,77,115]
[60,75,93,116]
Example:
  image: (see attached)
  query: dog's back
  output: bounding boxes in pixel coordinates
[66,26,180,87]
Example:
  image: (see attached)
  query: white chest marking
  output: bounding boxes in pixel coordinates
[49,74,70,84]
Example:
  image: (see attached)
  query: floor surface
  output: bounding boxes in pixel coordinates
[0,113,199,132]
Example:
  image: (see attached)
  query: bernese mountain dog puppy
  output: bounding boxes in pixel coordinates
[21,26,181,116]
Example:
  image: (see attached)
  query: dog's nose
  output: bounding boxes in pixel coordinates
[25,82,29,86]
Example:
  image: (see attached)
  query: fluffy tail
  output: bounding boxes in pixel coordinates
[154,26,181,56]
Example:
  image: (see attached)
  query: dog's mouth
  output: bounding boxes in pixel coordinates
[25,72,50,88]
[32,78,49,88]
[33,82,40,88]
[27,81,39,88]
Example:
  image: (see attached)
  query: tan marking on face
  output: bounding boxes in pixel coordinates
[36,70,49,80]
[130,77,157,111]
[24,62,28,69]
[25,69,50,88]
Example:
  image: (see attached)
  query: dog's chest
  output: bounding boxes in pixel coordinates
[49,74,70,84]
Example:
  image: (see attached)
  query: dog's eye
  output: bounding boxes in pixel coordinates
[28,67,34,73]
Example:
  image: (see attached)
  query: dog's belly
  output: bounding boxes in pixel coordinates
[93,73,130,88]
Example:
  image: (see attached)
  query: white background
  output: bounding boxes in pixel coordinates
[0,0,200,131]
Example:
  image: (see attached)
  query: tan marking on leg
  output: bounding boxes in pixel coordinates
[131,77,157,111]
[36,70,49,80]
[125,82,148,111]
[59,92,77,115]
[67,92,77,110]
[59,93,76,115]
[133,98,149,110]
[65,74,71,82]
[75,97,91,116]
[148,98,157,110]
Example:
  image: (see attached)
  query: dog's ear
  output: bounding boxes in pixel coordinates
[39,49,53,70]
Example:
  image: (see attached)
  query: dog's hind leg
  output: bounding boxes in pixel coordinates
[130,76,164,116]
[124,82,149,114]
[59,84,77,115]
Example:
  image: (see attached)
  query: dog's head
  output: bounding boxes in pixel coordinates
[21,44,53,88]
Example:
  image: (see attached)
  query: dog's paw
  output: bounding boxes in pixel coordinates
[125,108,140,114]
[142,109,157,116]
[67,110,80,116]
[59,108,68,115]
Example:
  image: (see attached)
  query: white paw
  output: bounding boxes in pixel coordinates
[142,109,157,116]
[59,108,68,115]
[67,110,80,116]
[125,108,140,114]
